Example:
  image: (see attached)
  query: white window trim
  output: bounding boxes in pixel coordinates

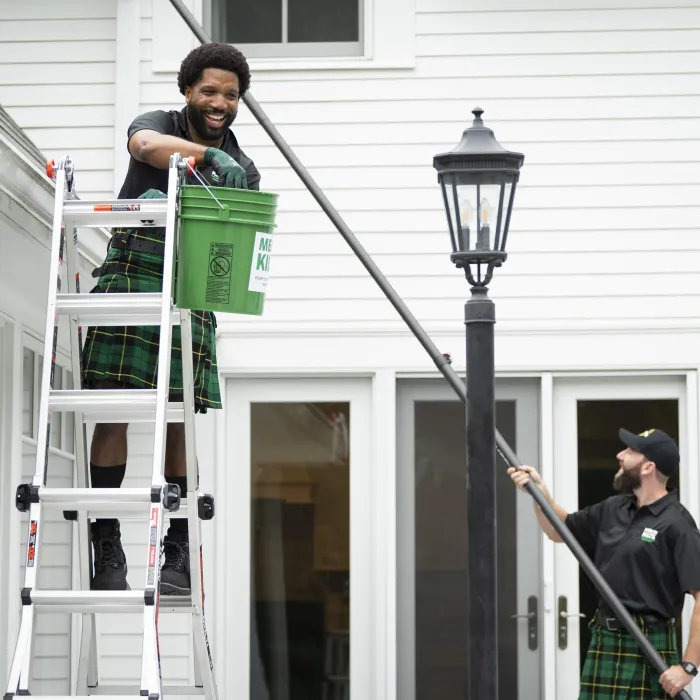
[151,0,415,73]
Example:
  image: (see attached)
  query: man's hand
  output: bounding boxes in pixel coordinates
[204,148,248,189]
[508,465,551,498]
[660,665,693,697]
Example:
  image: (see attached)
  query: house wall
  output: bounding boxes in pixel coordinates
[0,0,117,199]
[2,0,700,695]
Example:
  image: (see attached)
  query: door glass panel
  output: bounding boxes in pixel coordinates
[250,402,350,700]
[576,399,681,664]
[397,382,541,700]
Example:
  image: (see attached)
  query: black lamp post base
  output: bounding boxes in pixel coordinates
[465,284,499,699]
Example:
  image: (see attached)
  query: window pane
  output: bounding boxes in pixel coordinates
[289,0,359,43]
[22,348,34,437]
[411,400,519,700]
[218,0,282,44]
[250,402,350,700]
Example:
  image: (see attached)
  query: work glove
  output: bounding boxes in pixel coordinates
[138,188,167,199]
[204,147,248,189]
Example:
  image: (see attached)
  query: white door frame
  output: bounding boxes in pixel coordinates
[551,373,699,700]
[395,377,543,700]
[216,375,378,699]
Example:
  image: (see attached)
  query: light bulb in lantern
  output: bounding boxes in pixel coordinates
[477,198,492,250]
[458,199,473,251]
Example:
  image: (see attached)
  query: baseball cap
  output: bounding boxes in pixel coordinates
[618,428,680,476]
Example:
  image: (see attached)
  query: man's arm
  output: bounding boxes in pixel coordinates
[509,466,567,542]
[128,129,210,170]
[683,591,700,665]
[660,590,700,696]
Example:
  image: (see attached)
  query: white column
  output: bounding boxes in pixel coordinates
[114,0,141,196]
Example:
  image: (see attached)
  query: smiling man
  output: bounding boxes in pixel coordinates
[81,43,260,594]
[510,428,700,699]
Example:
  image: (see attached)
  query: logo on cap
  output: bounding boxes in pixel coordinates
[640,429,656,438]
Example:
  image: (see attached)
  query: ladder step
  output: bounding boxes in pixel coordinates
[25,592,194,614]
[63,198,168,227]
[56,293,180,327]
[28,590,149,613]
[49,390,184,423]
[32,490,193,518]
[8,697,139,700]
[89,686,204,695]
[29,488,181,515]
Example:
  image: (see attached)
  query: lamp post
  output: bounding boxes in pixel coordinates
[433,108,524,698]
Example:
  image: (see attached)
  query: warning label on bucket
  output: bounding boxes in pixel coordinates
[206,242,233,304]
[249,232,273,294]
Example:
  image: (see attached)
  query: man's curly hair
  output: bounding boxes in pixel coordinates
[177,43,251,97]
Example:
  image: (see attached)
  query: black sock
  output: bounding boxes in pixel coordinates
[167,476,188,542]
[90,462,126,531]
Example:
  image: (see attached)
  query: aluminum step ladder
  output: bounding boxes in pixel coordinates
[4,154,219,700]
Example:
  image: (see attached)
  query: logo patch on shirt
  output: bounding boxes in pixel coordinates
[641,527,658,542]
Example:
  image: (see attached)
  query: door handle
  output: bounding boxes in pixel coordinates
[558,595,586,649]
[510,595,538,650]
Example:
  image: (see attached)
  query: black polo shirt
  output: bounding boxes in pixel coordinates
[565,491,700,620]
[117,107,261,199]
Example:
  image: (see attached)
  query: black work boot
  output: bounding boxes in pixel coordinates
[160,536,191,595]
[90,520,129,590]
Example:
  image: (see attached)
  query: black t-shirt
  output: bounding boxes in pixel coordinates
[565,491,700,619]
[117,108,261,199]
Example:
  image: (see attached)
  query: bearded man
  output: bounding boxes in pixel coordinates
[509,428,700,698]
[81,42,260,593]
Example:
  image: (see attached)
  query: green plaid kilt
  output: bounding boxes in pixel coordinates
[579,613,680,699]
[81,227,222,413]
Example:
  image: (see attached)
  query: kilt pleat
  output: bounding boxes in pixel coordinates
[579,615,679,699]
[81,228,222,412]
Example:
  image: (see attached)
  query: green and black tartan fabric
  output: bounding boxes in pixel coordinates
[81,227,222,412]
[579,614,680,699]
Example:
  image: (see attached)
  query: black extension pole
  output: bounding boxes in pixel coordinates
[167,2,692,696]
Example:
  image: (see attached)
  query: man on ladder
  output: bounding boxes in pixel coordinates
[82,42,261,593]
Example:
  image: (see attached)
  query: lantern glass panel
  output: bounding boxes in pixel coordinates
[444,179,514,255]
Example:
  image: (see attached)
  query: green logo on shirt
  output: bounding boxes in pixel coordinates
[641,527,658,542]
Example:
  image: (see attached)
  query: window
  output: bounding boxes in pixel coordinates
[21,347,75,455]
[206,0,363,59]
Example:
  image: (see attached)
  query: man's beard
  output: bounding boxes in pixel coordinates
[613,464,642,493]
[186,103,236,142]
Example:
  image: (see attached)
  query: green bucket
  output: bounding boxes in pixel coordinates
[175,185,278,316]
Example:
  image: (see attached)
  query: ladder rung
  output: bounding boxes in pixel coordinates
[56,293,180,327]
[62,198,168,227]
[12,697,138,700]
[36,492,191,518]
[28,590,148,613]
[49,390,184,423]
[32,488,157,511]
[88,685,204,695]
[25,592,193,615]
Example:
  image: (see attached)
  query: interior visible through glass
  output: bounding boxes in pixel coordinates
[412,400,519,700]
[250,402,350,700]
[576,399,681,665]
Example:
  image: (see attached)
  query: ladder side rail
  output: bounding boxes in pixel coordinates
[140,155,182,698]
[12,161,70,696]
[180,307,218,699]
[62,217,98,695]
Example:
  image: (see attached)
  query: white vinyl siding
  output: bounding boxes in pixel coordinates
[0,2,117,199]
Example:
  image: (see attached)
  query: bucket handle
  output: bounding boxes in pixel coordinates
[186,160,226,211]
